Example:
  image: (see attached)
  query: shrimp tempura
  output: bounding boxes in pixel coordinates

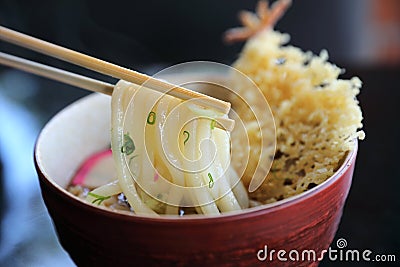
[224,0,292,44]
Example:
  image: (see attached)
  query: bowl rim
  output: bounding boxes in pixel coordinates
[34,93,358,223]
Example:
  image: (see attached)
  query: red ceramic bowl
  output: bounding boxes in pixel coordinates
[34,92,357,267]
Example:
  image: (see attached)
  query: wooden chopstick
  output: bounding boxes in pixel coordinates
[0,51,114,95]
[0,51,235,131]
[0,26,231,115]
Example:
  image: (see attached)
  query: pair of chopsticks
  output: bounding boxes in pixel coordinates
[0,26,234,131]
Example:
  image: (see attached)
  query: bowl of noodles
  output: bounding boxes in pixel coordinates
[34,67,361,267]
[34,2,364,266]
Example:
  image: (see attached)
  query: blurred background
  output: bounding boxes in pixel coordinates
[0,0,399,266]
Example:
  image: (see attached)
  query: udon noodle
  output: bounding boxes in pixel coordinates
[85,80,248,216]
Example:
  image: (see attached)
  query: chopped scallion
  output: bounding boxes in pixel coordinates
[88,192,111,205]
[183,130,190,145]
[147,111,156,125]
[208,172,214,188]
[210,119,216,130]
[121,133,135,155]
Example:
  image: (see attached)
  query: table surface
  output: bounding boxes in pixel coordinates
[320,66,400,266]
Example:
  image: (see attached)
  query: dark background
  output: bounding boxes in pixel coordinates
[0,0,399,266]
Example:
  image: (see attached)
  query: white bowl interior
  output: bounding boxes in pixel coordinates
[36,94,111,189]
